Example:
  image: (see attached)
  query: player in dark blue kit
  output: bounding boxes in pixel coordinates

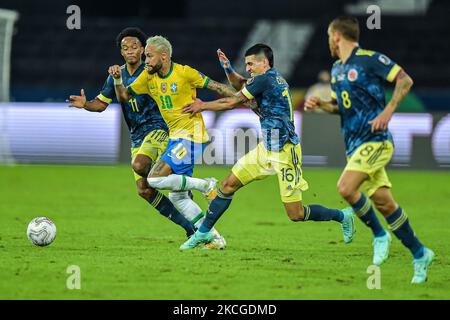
[67,27,198,238]
[180,44,356,250]
[305,16,434,283]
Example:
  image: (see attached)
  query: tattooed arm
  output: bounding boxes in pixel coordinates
[205,79,238,97]
[369,70,413,132]
[205,79,261,117]
[183,92,248,116]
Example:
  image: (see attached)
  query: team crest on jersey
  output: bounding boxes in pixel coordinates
[161,83,167,93]
[378,54,391,65]
[170,83,178,93]
[347,69,358,82]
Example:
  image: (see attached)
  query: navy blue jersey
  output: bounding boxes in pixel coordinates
[241,68,299,151]
[331,47,401,156]
[97,63,168,148]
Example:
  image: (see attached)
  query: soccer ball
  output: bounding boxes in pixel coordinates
[27,217,57,246]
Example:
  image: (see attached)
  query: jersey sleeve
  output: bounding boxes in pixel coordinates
[127,70,149,96]
[241,74,268,100]
[369,52,402,83]
[184,65,210,88]
[96,75,114,105]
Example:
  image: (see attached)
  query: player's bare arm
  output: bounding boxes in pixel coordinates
[305,96,339,114]
[205,78,261,117]
[369,70,414,132]
[67,89,108,112]
[217,49,247,90]
[183,92,247,116]
[108,65,131,102]
[205,79,238,97]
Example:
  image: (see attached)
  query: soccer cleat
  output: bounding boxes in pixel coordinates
[180,230,213,250]
[202,178,218,203]
[372,231,392,265]
[201,229,227,250]
[411,248,435,284]
[340,207,356,244]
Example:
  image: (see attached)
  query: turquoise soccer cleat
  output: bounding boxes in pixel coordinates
[372,231,392,265]
[411,248,435,284]
[180,230,213,250]
[340,207,356,244]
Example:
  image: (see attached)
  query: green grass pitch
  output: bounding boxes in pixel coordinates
[1,164,449,299]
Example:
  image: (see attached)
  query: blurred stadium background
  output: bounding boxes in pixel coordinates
[0,0,449,168]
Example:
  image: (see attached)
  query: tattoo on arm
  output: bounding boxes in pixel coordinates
[149,159,168,177]
[390,70,413,107]
[206,79,237,97]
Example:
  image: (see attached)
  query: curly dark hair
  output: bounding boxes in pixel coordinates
[115,27,147,49]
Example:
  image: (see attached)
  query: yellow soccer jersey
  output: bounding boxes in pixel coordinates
[127,62,210,143]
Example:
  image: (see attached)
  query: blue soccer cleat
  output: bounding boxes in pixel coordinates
[372,231,392,265]
[411,248,435,284]
[180,230,213,250]
[340,207,356,244]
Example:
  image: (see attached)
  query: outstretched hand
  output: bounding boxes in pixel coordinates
[67,89,87,108]
[304,96,322,111]
[183,97,204,117]
[217,49,232,72]
[108,65,122,79]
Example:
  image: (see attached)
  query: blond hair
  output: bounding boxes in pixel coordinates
[146,35,172,57]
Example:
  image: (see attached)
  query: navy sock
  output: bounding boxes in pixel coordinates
[386,207,424,259]
[148,191,196,237]
[199,189,234,233]
[352,193,386,237]
[303,205,344,222]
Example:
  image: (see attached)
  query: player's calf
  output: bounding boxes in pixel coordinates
[136,178,157,201]
[284,203,304,221]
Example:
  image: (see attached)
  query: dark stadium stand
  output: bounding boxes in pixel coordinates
[2,0,449,104]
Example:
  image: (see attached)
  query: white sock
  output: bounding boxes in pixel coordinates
[168,191,219,234]
[168,191,204,224]
[148,174,209,192]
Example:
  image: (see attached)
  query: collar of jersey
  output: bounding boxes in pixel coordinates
[123,62,144,77]
[159,62,174,79]
[342,46,359,65]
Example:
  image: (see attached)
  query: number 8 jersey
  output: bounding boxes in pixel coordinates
[127,62,210,144]
[330,47,402,156]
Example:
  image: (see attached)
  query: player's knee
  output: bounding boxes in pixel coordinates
[337,182,356,200]
[132,159,150,178]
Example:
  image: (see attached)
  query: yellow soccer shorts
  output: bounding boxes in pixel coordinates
[344,140,394,197]
[130,130,168,181]
[232,141,309,203]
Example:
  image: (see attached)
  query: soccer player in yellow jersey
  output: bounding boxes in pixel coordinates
[110,35,240,247]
